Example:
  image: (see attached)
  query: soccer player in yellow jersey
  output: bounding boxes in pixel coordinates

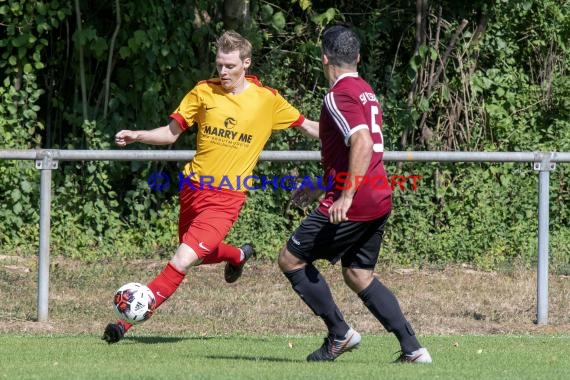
[103,30,319,344]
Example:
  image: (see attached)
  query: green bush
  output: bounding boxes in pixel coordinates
[0,0,568,271]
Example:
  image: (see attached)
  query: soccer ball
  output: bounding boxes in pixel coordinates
[113,282,156,324]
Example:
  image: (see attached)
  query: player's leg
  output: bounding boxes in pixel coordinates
[181,187,254,282]
[148,243,198,307]
[279,249,350,339]
[356,275,431,363]
[154,188,246,296]
[278,210,359,361]
[341,214,432,363]
[102,241,199,344]
[279,249,360,361]
[220,243,256,283]
[103,186,242,344]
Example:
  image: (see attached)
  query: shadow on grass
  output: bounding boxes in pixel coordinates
[205,354,303,363]
[127,336,212,344]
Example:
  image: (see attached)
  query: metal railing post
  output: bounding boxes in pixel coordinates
[533,152,555,325]
[35,151,58,322]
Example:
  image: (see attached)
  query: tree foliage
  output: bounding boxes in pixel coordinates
[1,0,569,269]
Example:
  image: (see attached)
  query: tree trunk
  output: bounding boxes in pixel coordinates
[223,0,250,31]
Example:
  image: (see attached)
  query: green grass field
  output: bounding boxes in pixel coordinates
[2,257,570,379]
[1,333,568,379]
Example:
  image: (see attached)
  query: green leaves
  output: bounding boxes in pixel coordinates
[1,0,569,266]
[258,5,287,30]
[11,35,29,48]
[272,12,286,30]
[293,0,312,11]
[311,8,337,27]
[260,4,274,23]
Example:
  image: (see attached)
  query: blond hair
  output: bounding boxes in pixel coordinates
[216,30,252,61]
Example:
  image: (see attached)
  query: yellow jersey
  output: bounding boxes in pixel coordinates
[170,75,304,191]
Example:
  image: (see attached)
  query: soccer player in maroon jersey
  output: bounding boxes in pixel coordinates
[278,24,432,363]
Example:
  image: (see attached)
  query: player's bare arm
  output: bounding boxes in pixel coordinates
[328,129,373,224]
[298,119,319,139]
[115,119,183,147]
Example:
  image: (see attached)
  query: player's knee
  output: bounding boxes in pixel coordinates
[171,243,200,272]
[342,267,374,293]
[277,247,291,271]
[278,247,303,272]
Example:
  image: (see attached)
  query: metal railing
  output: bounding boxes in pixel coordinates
[1,149,570,325]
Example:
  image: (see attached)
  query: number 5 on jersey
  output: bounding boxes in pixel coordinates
[370,105,384,153]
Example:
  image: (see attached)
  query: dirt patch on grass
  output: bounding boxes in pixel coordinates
[1,256,569,336]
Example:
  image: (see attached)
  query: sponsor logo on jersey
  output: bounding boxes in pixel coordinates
[203,125,253,143]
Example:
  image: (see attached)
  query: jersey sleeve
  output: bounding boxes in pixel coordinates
[169,86,201,131]
[324,91,369,146]
[271,90,304,131]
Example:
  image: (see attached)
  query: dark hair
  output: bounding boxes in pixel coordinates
[321,24,360,67]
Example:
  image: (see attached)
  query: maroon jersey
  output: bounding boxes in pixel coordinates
[317,73,392,221]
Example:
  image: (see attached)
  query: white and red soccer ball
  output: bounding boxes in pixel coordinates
[113,282,156,324]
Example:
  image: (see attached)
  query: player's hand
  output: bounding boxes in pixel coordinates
[328,195,352,224]
[290,182,323,209]
[114,130,138,147]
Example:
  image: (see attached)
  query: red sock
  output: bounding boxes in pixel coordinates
[201,243,242,265]
[147,262,186,309]
[116,262,186,333]
[117,319,132,332]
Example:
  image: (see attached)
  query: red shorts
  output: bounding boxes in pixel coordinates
[178,183,246,259]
